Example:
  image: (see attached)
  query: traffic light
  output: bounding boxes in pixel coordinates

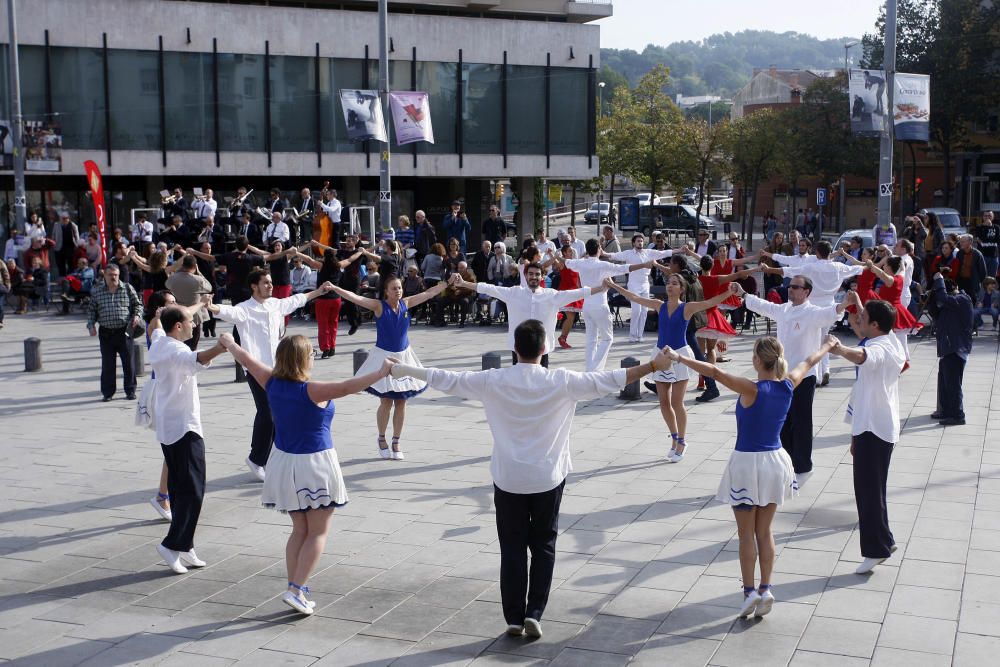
[915,177,923,195]
[496,183,504,201]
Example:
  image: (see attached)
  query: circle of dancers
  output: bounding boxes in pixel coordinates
[136,231,910,632]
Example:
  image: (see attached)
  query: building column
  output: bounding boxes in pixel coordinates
[516,177,536,241]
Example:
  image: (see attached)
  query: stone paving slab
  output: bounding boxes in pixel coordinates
[1,308,999,665]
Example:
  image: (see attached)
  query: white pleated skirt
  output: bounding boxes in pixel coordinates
[649,344,695,383]
[357,345,428,399]
[715,448,798,507]
[261,447,349,513]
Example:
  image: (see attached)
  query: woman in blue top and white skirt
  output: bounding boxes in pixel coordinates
[220,332,395,616]
[329,275,451,460]
[660,334,837,619]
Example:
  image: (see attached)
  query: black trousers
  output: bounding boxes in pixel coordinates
[161,432,206,552]
[937,353,966,419]
[852,431,895,559]
[56,247,75,277]
[246,374,275,467]
[780,375,816,474]
[686,325,717,392]
[512,352,549,368]
[341,281,361,328]
[98,327,136,398]
[494,480,565,625]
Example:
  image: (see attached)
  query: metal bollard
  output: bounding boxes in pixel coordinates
[234,362,246,383]
[482,350,503,370]
[353,349,369,374]
[24,337,42,372]
[618,356,641,400]
[132,341,146,378]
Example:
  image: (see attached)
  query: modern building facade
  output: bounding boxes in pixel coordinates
[0,0,610,240]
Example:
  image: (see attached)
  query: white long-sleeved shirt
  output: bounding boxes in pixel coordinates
[264,221,290,244]
[215,294,306,366]
[319,199,342,223]
[148,329,212,445]
[131,220,153,243]
[605,248,672,292]
[744,295,839,381]
[192,198,218,219]
[426,365,627,493]
[776,256,863,307]
[476,283,590,355]
[849,333,905,443]
[564,256,632,309]
[291,266,313,293]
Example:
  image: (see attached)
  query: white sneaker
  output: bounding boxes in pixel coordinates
[391,449,405,461]
[754,589,774,617]
[523,618,543,638]
[506,624,524,637]
[149,497,172,522]
[179,549,206,568]
[738,590,761,618]
[156,544,188,574]
[246,457,265,482]
[855,557,887,575]
[282,590,313,615]
[796,471,813,488]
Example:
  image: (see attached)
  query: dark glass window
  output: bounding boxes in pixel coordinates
[270,55,316,153]
[108,49,160,150]
[50,46,106,150]
[320,57,364,153]
[550,67,588,155]
[462,63,501,154]
[416,61,456,154]
[163,52,214,150]
[506,65,544,155]
[217,52,265,151]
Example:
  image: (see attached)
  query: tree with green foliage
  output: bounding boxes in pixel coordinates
[720,109,780,248]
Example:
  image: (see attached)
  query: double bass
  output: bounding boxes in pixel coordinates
[312,180,335,255]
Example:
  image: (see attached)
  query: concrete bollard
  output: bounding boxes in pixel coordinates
[24,337,42,372]
[353,349,369,374]
[234,362,246,383]
[133,342,146,378]
[618,356,641,400]
[482,350,503,370]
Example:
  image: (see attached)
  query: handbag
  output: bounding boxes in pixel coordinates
[134,378,157,430]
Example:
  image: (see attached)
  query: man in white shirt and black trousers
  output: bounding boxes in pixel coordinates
[207,268,336,481]
[828,300,905,575]
[391,319,673,638]
[148,304,228,574]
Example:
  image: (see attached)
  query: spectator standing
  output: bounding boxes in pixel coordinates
[828,301,905,575]
[483,205,506,245]
[420,243,447,288]
[955,234,987,298]
[414,210,436,264]
[165,255,213,350]
[976,211,999,280]
[930,240,959,277]
[601,234,674,343]
[87,264,142,401]
[902,216,928,283]
[930,273,973,426]
[131,213,154,257]
[395,215,416,252]
[599,225,621,254]
[52,213,80,276]
[442,200,471,254]
[3,228,26,264]
[23,236,55,274]
[25,212,46,242]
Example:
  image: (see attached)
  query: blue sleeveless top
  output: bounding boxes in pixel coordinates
[266,378,335,455]
[657,301,689,349]
[376,299,410,352]
[735,379,793,452]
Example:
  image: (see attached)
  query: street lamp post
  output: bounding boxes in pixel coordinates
[6,0,27,233]
[598,81,606,117]
[840,41,859,231]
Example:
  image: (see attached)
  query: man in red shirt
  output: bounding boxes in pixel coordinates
[23,236,55,272]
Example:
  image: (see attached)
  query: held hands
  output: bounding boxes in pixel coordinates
[380,357,398,378]
[824,334,841,353]
[218,332,235,349]
[651,346,676,372]
[730,282,745,297]
[319,281,336,293]
[602,277,619,291]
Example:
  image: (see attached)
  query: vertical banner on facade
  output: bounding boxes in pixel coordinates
[387,91,435,145]
[83,160,108,267]
[893,73,930,142]
[0,120,13,170]
[23,121,63,171]
[848,69,888,135]
[339,89,388,143]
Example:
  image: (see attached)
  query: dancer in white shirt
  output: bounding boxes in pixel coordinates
[207,269,335,480]
[390,319,673,639]
[555,238,650,371]
[740,278,857,486]
[762,240,863,385]
[455,262,602,367]
[601,234,674,343]
[148,305,228,574]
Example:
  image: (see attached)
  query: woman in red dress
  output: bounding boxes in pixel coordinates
[556,246,583,348]
[837,247,880,314]
[869,254,921,369]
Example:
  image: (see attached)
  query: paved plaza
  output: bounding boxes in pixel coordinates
[1,308,999,666]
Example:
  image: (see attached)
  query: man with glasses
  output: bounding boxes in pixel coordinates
[483,205,506,245]
[694,230,716,258]
[739,276,858,486]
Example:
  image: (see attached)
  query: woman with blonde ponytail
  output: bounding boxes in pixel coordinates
[660,334,838,620]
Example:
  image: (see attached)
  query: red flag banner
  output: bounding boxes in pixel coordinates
[83,160,107,266]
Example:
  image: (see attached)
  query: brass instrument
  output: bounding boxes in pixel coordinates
[288,207,313,222]
[161,194,178,205]
[256,206,274,220]
[230,188,254,209]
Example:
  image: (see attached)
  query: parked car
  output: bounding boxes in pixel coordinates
[625,203,716,237]
[636,193,661,206]
[919,207,967,238]
[584,202,615,224]
[834,219,967,254]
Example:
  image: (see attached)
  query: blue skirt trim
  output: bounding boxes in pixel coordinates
[364,385,427,400]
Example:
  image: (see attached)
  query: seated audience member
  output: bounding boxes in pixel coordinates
[432,262,477,327]
[361,261,381,298]
[4,229,27,264]
[59,257,96,314]
[974,276,1000,330]
[290,255,314,294]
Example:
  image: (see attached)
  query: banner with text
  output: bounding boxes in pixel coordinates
[83,160,108,266]
[893,73,930,142]
[339,90,388,143]
[848,69,888,135]
[388,91,435,145]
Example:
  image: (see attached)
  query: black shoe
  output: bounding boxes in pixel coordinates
[930,411,945,420]
[940,417,966,426]
[644,381,658,394]
[102,396,113,402]
[125,393,136,400]
[695,389,720,403]
[328,348,335,357]
[320,350,330,359]
[348,324,358,336]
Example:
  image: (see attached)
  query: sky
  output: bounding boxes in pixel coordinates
[595,0,883,51]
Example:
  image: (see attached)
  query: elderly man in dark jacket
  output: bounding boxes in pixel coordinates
[955,233,987,299]
[930,272,973,426]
